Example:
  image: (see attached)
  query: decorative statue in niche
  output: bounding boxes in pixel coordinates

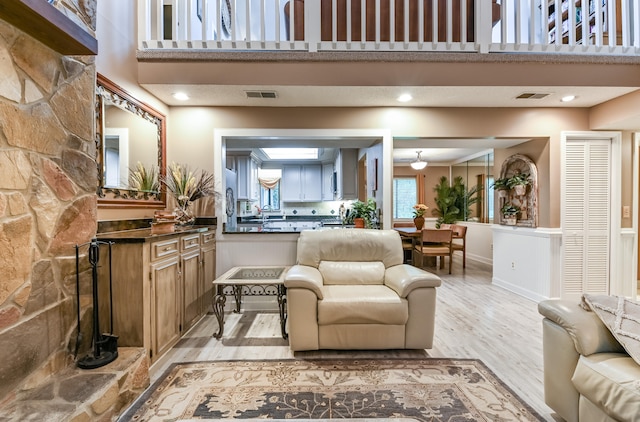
[497,154,538,228]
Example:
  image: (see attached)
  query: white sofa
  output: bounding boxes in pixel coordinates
[284,229,442,351]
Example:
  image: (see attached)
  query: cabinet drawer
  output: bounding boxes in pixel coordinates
[181,234,200,251]
[151,238,179,261]
[201,231,215,245]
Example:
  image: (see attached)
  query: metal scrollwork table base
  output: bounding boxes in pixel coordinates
[212,266,289,340]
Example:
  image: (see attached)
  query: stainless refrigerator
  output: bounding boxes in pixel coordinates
[224,168,237,230]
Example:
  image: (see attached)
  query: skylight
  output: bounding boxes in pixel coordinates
[261,148,318,160]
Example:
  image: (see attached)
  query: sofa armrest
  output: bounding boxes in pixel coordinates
[384,264,442,298]
[284,265,324,299]
[538,300,623,356]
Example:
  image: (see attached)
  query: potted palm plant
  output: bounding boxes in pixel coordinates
[432,176,481,228]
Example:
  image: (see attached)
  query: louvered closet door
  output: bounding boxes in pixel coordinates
[562,139,611,299]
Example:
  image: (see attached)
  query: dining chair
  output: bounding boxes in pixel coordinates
[412,228,453,274]
[393,222,415,264]
[450,224,467,267]
[441,224,468,268]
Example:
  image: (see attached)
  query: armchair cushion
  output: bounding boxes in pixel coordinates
[296,229,403,268]
[318,285,408,325]
[572,353,640,422]
[319,261,385,285]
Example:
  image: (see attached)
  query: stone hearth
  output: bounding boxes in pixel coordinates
[1,348,149,422]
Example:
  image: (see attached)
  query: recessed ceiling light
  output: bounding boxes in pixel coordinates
[561,95,576,102]
[397,94,413,103]
[173,92,189,101]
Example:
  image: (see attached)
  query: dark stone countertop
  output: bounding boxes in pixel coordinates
[97,225,214,243]
[223,225,353,234]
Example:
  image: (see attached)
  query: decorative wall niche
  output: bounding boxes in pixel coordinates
[497,154,538,228]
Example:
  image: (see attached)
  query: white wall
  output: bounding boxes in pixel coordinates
[97,0,168,115]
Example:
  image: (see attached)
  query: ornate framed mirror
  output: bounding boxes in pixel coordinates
[96,73,166,208]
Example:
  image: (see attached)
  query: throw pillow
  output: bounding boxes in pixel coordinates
[582,294,640,366]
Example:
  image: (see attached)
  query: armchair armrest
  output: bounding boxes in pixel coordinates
[538,300,624,356]
[384,264,442,298]
[284,265,324,299]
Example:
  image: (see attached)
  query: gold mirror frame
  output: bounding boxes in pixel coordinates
[96,73,166,208]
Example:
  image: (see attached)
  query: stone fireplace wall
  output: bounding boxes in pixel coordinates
[0,0,97,403]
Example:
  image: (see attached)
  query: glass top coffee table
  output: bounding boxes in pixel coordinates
[212,266,290,340]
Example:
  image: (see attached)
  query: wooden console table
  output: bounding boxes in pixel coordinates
[212,266,289,340]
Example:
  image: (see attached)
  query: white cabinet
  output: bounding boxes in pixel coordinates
[335,149,357,200]
[282,165,322,202]
[322,163,334,201]
[235,155,259,201]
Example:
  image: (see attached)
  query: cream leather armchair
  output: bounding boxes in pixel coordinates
[284,229,442,351]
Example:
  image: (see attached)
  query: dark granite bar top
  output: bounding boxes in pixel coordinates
[97,225,214,243]
[223,225,353,234]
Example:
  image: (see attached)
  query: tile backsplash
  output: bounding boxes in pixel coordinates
[238,200,356,217]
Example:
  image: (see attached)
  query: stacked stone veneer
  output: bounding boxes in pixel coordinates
[0,0,105,408]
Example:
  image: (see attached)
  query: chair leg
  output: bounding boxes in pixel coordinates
[463,249,466,268]
[448,253,452,274]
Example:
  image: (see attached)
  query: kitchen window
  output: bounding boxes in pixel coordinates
[258,168,281,211]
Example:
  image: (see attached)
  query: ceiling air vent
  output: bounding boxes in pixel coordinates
[516,92,550,99]
[245,91,278,99]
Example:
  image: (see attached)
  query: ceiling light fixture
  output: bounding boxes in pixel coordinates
[173,92,189,101]
[410,150,427,170]
[397,94,413,103]
[561,95,576,102]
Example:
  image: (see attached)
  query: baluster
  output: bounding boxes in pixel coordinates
[347,0,352,44]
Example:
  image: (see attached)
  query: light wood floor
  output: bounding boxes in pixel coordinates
[150,259,557,421]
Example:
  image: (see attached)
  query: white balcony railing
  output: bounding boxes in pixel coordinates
[138,0,640,55]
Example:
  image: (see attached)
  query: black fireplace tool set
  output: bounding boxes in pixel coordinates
[74,238,118,369]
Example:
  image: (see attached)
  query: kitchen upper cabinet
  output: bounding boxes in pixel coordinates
[235,155,260,201]
[335,149,358,200]
[282,165,322,202]
[322,163,334,201]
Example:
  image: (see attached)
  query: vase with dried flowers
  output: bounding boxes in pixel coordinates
[161,162,217,225]
[412,203,428,230]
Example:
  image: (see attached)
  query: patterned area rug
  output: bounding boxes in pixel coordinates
[121,359,542,421]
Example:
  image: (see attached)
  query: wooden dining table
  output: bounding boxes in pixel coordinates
[394,226,463,239]
[393,227,422,238]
